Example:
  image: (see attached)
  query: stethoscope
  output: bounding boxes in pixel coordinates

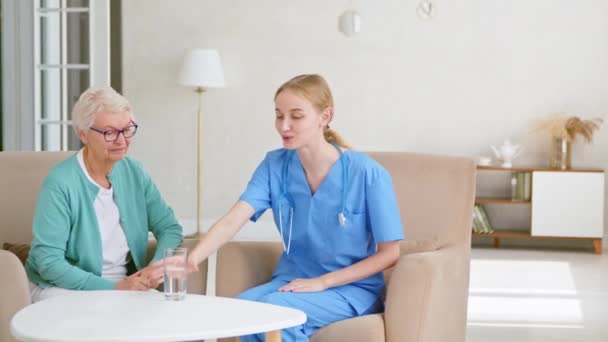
[278,143,348,254]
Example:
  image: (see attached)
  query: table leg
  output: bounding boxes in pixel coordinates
[592,239,602,255]
[265,330,281,342]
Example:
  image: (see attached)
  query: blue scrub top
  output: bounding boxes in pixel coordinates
[239,148,404,314]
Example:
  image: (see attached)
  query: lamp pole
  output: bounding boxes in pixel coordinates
[177,49,224,237]
[195,86,205,237]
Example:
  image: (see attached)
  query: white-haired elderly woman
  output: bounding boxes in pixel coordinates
[25,86,183,302]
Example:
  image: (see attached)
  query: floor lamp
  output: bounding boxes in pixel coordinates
[178,49,225,237]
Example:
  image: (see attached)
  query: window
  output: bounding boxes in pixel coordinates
[34,0,109,151]
[1,0,109,151]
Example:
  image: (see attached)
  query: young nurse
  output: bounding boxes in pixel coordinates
[187,74,404,341]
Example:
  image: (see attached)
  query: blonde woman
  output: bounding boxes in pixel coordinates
[187,74,404,341]
[26,86,183,302]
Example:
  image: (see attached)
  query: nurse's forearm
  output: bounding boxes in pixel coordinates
[189,201,254,263]
[320,241,400,289]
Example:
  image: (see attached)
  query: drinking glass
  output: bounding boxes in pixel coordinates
[163,247,188,300]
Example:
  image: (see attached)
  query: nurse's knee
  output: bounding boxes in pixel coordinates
[236,289,261,302]
[238,333,264,342]
[260,291,291,307]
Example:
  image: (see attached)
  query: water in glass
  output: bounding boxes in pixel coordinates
[163,248,188,300]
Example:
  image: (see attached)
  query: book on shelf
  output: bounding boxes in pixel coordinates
[472,204,494,234]
[523,172,531,200]
[510,171,531,201]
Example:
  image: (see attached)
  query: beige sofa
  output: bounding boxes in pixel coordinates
[216,152,476,342]
[0,152,207,342]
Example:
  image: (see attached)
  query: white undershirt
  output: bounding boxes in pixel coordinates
[77,149,130,282]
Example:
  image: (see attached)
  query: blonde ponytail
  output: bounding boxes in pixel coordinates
[324,127,350,149]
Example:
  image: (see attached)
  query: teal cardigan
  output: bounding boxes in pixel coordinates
[25,154,183,290]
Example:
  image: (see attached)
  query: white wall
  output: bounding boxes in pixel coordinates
[121,0,608,242]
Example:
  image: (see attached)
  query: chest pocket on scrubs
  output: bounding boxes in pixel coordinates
[321,211,370,264]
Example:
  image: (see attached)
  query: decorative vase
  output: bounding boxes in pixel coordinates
[549,137,571,170]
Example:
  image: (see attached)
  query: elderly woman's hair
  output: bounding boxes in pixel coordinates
[71,86,134,134]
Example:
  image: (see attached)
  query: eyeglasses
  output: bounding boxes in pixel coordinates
[89,123,138,142]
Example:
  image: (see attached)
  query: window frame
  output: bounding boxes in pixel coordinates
[1,0,109,151]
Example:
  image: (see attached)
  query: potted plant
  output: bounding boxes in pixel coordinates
[534,114,603,169]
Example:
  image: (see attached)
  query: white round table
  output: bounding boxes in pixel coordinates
[11,291,306,342]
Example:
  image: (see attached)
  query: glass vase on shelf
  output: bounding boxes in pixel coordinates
[549,136,571,170]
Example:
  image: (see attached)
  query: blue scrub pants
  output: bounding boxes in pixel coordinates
[236,279,358,342]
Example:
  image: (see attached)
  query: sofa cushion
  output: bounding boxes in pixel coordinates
[311,313,385,342]
[2,243,30,265]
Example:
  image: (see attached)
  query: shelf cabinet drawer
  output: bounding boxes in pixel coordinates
[531,171,604,238]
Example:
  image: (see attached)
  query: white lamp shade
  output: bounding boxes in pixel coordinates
[178,49,225,88]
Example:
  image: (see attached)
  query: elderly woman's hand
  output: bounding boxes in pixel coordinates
[114,272,152,291]
[114,264,164,291]
[138,264,165,289]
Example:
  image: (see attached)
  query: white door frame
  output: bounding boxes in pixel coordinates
[90,0,110,87]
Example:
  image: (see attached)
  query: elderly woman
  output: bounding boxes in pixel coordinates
[25,86,183,302]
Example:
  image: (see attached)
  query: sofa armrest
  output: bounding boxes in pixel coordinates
[145,239,158,265]
[215,241,283,298]
[1,250,30,342]
[384,244,470,342]
[180,239,208,294]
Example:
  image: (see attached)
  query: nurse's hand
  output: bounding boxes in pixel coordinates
[186,254,201,273]
[278,277,329,293]
[149,255,199,274]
